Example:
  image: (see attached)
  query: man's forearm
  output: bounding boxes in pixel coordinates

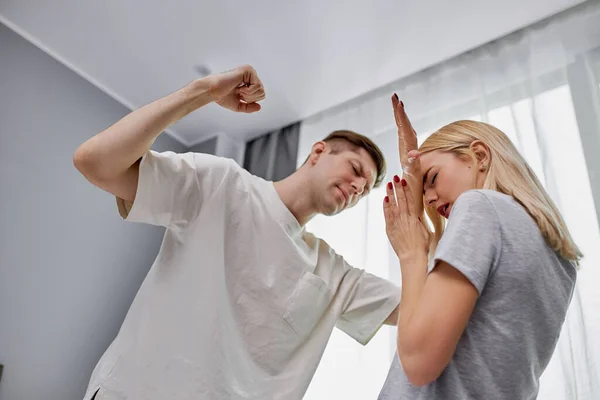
[74,78,213,179]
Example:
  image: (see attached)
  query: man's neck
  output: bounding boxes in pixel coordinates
[273,171,316,227]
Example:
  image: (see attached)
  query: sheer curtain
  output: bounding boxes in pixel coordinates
[243,122,300,180]
[298,1,600,399]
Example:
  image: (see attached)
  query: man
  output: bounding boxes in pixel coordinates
[74,65,400,400]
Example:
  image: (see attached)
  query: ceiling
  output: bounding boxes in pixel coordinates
[0,0,586,146]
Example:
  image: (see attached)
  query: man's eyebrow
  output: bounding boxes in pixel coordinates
[358,161,375,191]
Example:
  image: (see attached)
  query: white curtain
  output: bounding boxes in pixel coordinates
[299,1,600,399]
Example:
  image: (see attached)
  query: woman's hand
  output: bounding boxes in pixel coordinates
[391,96,425,217]
[384,173,430,261]
[392,94,418,168]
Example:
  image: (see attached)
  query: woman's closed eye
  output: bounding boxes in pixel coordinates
[423,172,438,195]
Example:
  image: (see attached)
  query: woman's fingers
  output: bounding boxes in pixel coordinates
[392,96,419,168]
[407,150,421,161]
[386,180,396,207]
[393,175,408,215]
[391,94,402,126]
[383,193,391,220]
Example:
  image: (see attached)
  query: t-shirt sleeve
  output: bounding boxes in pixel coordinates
[116,150,233,228]
[431,190,502,295]
[336,263,401,346]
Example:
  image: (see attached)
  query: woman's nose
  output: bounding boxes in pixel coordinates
[425,191,437,207]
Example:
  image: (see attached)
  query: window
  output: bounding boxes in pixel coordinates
[303,72,600,400]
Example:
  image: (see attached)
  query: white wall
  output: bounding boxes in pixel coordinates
[0,22,187,400]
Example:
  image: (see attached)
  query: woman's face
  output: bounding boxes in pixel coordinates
[419,150,487,219]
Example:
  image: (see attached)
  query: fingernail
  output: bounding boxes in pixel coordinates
[387,182,393,190]
[393,175,400,183]
[384,196,389,203]
[418,216,421,222]
[394,93,398,100]
[401,179,407,186]
[400,101,404,108]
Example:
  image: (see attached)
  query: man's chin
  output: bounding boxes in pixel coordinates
[320,203,343,217]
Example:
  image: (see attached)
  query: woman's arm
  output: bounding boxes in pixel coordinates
[396,257,478,386]
[383,173,479,387]
[386,97,479,385]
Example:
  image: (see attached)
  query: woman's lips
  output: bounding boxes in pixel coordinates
[437,203,450,218]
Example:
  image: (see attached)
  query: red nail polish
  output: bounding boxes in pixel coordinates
[400,101,404,107]
[401,179,407,186]
[394,93,398,100]
[418,216,421,222]
[394,175,400,183]
[384,196,389,203]
[387,182,393,190]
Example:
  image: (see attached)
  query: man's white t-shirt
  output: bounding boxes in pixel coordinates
[84,150,401,400]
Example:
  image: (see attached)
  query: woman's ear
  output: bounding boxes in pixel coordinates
[470,140,491,171]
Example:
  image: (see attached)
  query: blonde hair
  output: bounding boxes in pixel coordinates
[419,120,582,264]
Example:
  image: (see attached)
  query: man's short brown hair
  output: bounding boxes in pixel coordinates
[322,130,387,188]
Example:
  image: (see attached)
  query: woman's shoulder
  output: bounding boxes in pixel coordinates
[453,190,532,225]
[455,189,510,204]
[455,190,519,211]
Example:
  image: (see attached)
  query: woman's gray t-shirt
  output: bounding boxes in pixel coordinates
[378,190,577,400]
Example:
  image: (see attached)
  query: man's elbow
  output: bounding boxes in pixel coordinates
[73,146,88,172]
[73,145,104,181]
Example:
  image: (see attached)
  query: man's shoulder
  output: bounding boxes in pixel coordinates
[302,231,349,266]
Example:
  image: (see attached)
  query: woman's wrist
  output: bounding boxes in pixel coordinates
[398,251,429,268]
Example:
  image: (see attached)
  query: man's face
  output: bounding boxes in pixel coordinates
[308,143,378,216]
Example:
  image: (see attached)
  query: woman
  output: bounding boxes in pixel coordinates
[378,95,580,399]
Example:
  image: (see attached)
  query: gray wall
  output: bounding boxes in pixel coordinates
[0,23,188,400]
[189,136,218,155]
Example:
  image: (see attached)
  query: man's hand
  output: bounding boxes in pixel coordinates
[392,94,418,167]
[207,65,266,113]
